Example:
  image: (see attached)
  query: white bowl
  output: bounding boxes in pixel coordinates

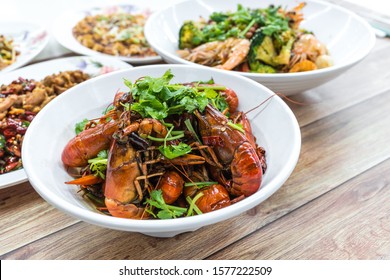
[22,65,301,237]
[144,0,375,95]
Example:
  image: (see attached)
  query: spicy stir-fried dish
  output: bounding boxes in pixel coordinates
[0,70,90,174]
[73,10,157,58]
[61,70,267,219]
[177,3,333,73]
[0,35,20,70]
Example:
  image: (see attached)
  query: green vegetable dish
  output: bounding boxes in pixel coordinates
[62,70,267,220]
[177,2,333,73]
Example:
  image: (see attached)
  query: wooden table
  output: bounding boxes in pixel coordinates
[1,1,389,260]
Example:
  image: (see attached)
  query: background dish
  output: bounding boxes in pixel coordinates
[22,65,301,237]
[0,55,132,189]
[53,4,162,65]
[0,21,49,73]
[144,0,375,95]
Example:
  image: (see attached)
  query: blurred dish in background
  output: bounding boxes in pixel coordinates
[0,21,49,73]
[0,55,132,188]
[0,34,20,70]
[145,0,376,95]
[53,5,161,65]
[176,2,333,74]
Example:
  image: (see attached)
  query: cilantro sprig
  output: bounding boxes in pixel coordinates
[157,126,192,159]
[123,70,228,119]
[75,119,89,135]
[87,150,108,179]
[145,190,187,219]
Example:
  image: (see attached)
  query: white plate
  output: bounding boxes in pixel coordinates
[52,4,162,65]
[22,65,301,237]
[144,0,376,95]
[0,55,132,189]
[0,21,49,73]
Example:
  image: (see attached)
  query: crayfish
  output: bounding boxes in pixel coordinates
[61,78,267,219]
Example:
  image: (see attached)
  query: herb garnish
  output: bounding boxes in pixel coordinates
[227,121,245,134]
[184,181,218,188]
[157,126,192,159]
[123,70,228,120]
[145,190,187,219]
[75,118,89,135]
[186,193,204,216]
[87,150,108,179]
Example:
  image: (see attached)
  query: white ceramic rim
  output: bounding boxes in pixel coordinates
[23,64,301,233]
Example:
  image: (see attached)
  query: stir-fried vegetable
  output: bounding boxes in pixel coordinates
[178,4,289,50]
[178,3,333,73]
[248,30,295,72]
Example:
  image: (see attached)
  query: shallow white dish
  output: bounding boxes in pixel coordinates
[144,0,376,95]
[22,65,301,237]
[53,4,162,65]
[0,21,49,73]
[0,55,132,189]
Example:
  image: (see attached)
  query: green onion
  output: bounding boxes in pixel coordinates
[186,192,204,216]
[184,119,202,144]
[239,18,256,38]
[161,120,174,127]
[184,181,218,188]
[227,121,245,134]
[196,85,226,91]
[147,133,185,142]
[120,102,130,111]
[170,130,185,135]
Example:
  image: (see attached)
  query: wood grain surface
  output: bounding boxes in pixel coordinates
[1,1,390,260]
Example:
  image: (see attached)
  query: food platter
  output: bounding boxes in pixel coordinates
[52,4,162,65]
[22,65,301,236]
[0,21,49,73]
[0,56,132,189]
[144,0,375,94]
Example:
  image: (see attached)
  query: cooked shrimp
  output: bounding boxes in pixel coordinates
[283,2,306,29]
[215,39,250,70]
[290,34,329,66]
[315,55,333,69]
[178,38,250,70]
